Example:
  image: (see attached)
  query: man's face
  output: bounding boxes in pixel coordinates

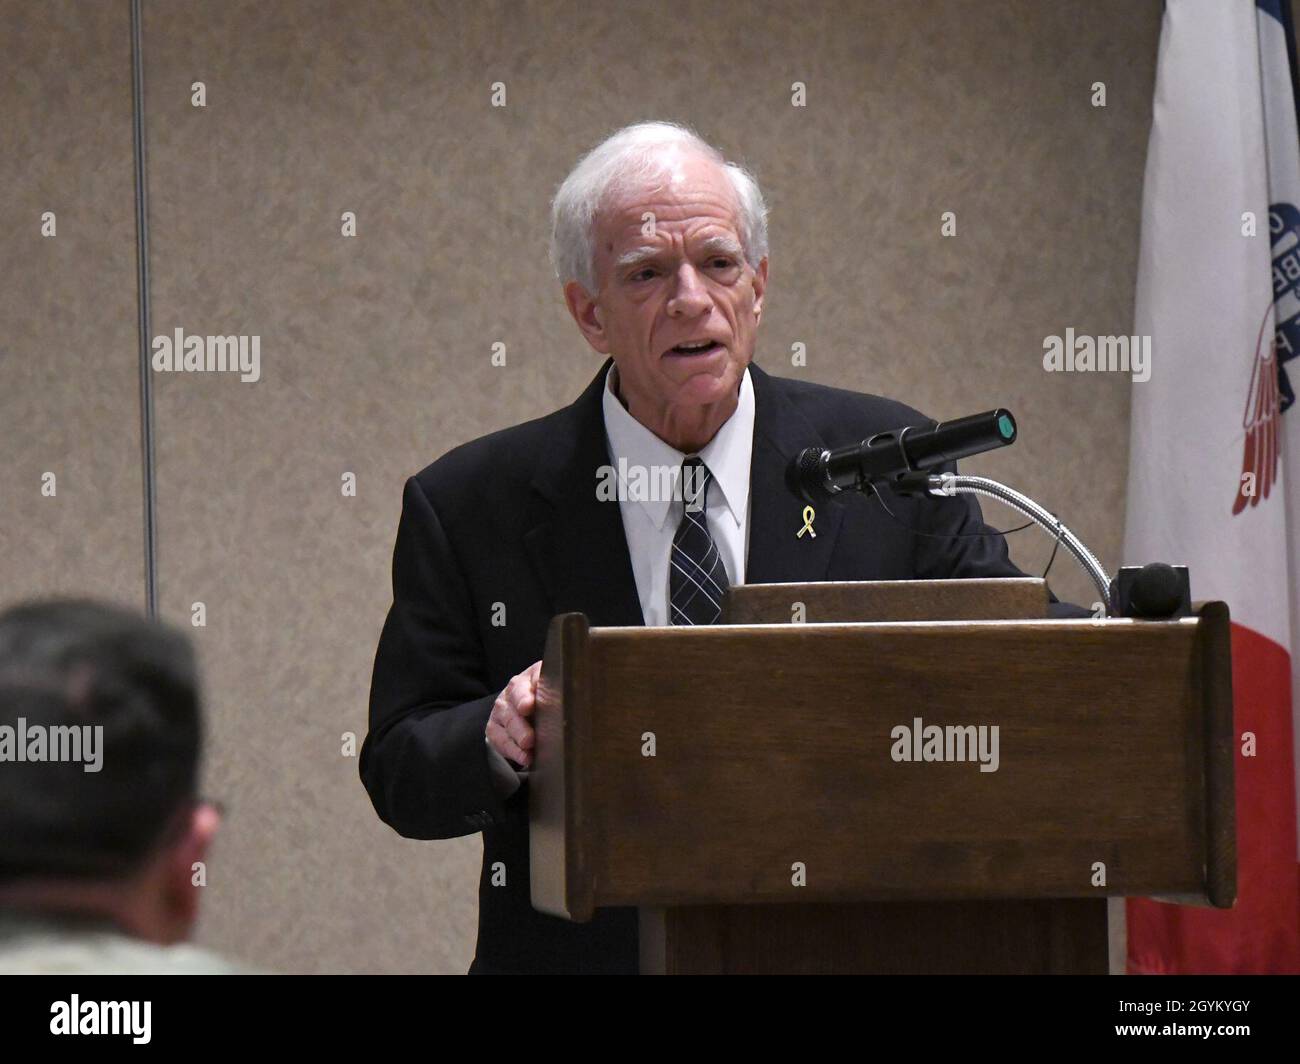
[564,149,768,441]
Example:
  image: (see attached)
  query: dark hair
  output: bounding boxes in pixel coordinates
[0,598,202,882]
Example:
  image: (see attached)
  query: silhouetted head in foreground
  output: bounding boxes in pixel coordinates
[0,599,219,945]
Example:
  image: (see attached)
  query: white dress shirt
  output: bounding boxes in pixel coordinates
[601,362,755,624]
[485,363,756,796]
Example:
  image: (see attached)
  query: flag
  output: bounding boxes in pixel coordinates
[1123,0,1300,973]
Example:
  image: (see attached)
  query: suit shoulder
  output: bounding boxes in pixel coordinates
[762,371,934,445]
[407,405,569,503]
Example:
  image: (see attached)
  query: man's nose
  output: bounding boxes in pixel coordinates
[666,264,711,315]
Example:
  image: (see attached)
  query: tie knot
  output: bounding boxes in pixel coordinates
[681,457,712,514]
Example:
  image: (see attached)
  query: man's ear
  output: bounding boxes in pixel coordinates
[751,257,769,325]
[160,802,221,943]
[563,280,612,355]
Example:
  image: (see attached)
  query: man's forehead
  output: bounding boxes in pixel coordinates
[598,195,744,257]
[601,157,737,220]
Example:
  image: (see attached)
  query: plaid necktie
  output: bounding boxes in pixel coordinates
[669,457,729,625]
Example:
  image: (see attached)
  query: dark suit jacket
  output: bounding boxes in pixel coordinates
[361,358,1074,974]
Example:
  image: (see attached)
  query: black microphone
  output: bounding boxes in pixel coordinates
[1111,563,1192,619]
[786,409,1017,504]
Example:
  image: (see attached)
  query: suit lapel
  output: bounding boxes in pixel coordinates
[745,363,846,584]
[524,359,645,628]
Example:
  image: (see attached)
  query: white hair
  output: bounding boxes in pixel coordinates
[548,120,769,293]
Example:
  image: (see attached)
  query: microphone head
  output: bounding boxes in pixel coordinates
[1112,562,1191,619]
[786,447,835,505]
[1129,563,1185,618]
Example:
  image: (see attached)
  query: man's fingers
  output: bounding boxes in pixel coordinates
[486,662,546,767]
[489,690,534,752]
[506,673,532,712]
[501,735,531,767]
[504,711,534,750]
[487,714,531,767]
[511,668,540,717]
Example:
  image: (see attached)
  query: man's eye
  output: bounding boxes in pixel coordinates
[630,268,657,282]
[710,258,737,269]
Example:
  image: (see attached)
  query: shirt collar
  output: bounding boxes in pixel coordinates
[601,361,755,532]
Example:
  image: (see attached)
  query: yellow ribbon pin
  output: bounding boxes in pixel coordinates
[796,505,817,539]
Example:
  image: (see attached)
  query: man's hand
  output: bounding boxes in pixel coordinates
[486,660,541,770]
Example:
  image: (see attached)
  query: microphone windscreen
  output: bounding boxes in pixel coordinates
[786,447,832,504]
[1129,562,1184,618]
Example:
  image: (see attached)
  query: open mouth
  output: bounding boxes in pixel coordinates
[665,340,724,357]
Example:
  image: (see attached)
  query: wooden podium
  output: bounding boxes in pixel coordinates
[528,578,1235,974]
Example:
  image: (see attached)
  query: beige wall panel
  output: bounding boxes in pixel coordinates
[0,1,142,609]
[140,0,1158,972]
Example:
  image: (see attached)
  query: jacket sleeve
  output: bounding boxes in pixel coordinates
[910,460,1092,619]
[360,475,516,840]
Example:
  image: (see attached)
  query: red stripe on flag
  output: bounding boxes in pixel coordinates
[1127,622,1300,973]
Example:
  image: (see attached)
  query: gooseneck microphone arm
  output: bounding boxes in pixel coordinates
[891,472,1114,614]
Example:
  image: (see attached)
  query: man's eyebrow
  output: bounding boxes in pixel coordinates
[613,236,744,271]
[614,246,661,270]
[698,236,744,257]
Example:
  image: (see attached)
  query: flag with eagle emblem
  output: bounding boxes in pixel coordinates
[1124,0,1300,972]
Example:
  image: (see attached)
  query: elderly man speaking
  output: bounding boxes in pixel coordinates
[361,121,1049,974]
